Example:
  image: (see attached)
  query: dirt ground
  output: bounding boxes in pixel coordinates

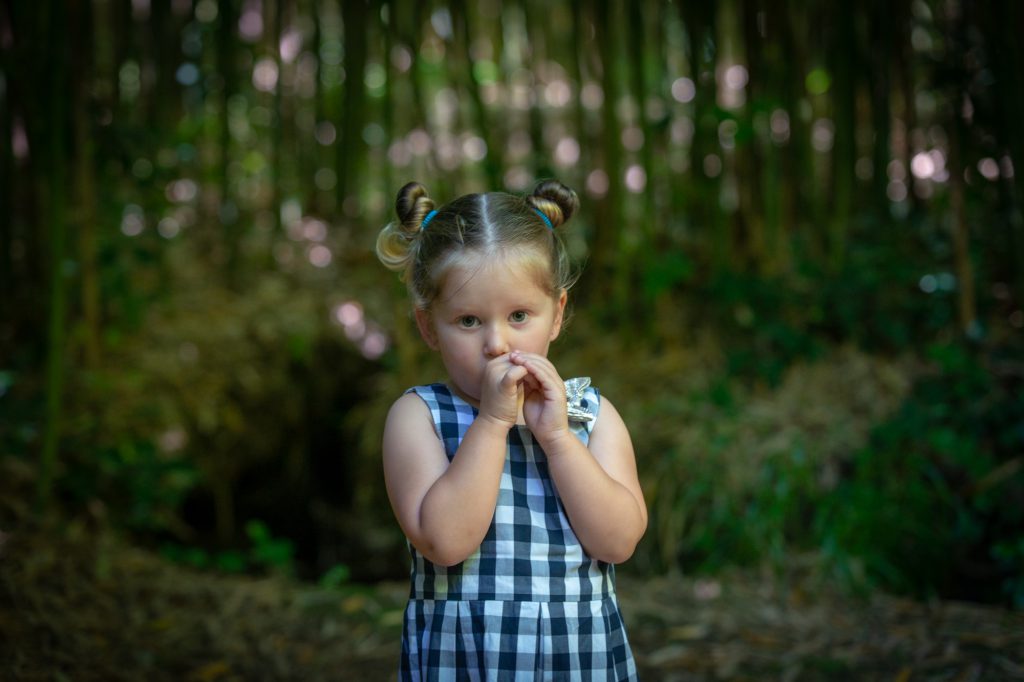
[2,524,1023,681]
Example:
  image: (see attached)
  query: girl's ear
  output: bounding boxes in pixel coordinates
[414,309,439,350]
[549,289,568,342]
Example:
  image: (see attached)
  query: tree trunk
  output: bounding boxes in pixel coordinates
[112,0,133,108]
[592,0,625,313]
[948,113,977,336]
[271,0,285,234]
[147,0,177,135]
[893,0,923,217]
[569,0,590,184]
[397,2,446,194]
[0,5,13,324]
[380,0,394,196]
[983,0,1024,306]
[217,0,240,283]
[336,0,369,210]
[735,0,765,272]
[945,2,977,336]
[38,0,70,511]
[752,0,787,275]
[71,0,101,368]
[868,0,892,219]
[307,0,324,213]
[777,0,808,265]
[626,0,655,249]
[521,0,554,181]
[829,1,857,271]
[680,1,725,270]
[453,0,503,189]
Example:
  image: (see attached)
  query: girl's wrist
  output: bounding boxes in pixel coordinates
[535,427,576,456]
[475,411,516,434]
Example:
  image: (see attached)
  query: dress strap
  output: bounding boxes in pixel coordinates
[406,384,476,461]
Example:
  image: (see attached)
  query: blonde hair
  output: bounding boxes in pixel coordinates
[376,179,581,311]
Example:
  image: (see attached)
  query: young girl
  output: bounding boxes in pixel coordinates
[376,179,646,680]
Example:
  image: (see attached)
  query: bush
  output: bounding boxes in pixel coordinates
[819,342,1024,604]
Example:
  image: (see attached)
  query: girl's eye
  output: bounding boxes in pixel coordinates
[510,311,528,323]
[458,316,479,328]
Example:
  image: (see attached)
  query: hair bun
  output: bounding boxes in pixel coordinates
[527,179,579,229]
[395,181,436,230]
[376,181,437,274]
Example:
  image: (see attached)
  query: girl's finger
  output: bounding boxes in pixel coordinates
[499,365,529,392]
[518,355,562,391]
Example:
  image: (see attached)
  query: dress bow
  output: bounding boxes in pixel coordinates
[564,377,594,423]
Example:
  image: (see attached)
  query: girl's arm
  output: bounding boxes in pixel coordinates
[382,357,527,567]
[513,353,647,564]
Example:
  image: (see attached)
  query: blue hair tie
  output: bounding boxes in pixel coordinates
[420,209,438,230]
[533,208,553,230]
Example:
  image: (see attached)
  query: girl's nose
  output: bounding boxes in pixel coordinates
[484,325,509,357]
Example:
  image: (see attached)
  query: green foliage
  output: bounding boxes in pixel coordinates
[813,246,955,352]
[5,0,1021,610]
[62,439,199,534]
[628,333,1024,608]
[318,563,353,590]
[578,330,915,578]
[642,250,694,301]
[660,443,823,573]
[160,519,296,576]
[693,231,954,386]
[13,242,393,581]
[993,538,1024,609]
[819,342,1024,603]
[245,520,296,575]
[700,272,824,385]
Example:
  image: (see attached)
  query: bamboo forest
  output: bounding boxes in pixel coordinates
[3,0,1024,678]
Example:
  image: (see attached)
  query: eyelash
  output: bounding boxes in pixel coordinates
[457,312,529,327]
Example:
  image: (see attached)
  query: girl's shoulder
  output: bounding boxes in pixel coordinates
[385,390,434,428]
[390,383,476,433]
[403,382,450,401]
[402,383,469,415]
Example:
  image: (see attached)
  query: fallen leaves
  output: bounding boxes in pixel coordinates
[619,572,1024,681]
[2,524,1022,681]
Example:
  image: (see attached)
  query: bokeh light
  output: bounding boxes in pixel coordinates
[625,165,647,193]
[280,27,302,63]
[586,169,609,197]
[811,119,834,152]
[307,244,332,268]
[978,157,999,180]
[621,126,644,152]
[544,80,571,108]
[554,137,580,167]
[671,77,696,104]
[770,109,790,144]
[703,154,722,178]
[121,204,145,237]
[158,217,181,239]
[581,82,603,110]
[252,58,279,92]
[238,0,263,42]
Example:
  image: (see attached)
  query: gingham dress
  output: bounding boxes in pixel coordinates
[399,383,638,681]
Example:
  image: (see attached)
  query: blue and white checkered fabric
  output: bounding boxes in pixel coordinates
[399,383,638,681]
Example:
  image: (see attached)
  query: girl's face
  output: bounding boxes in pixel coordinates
[415,251,567,408]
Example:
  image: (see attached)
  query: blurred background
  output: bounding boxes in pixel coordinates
[2,0,1023,650]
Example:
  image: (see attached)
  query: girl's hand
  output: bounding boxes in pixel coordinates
[477,354,529,429]
[509,351,571,445]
